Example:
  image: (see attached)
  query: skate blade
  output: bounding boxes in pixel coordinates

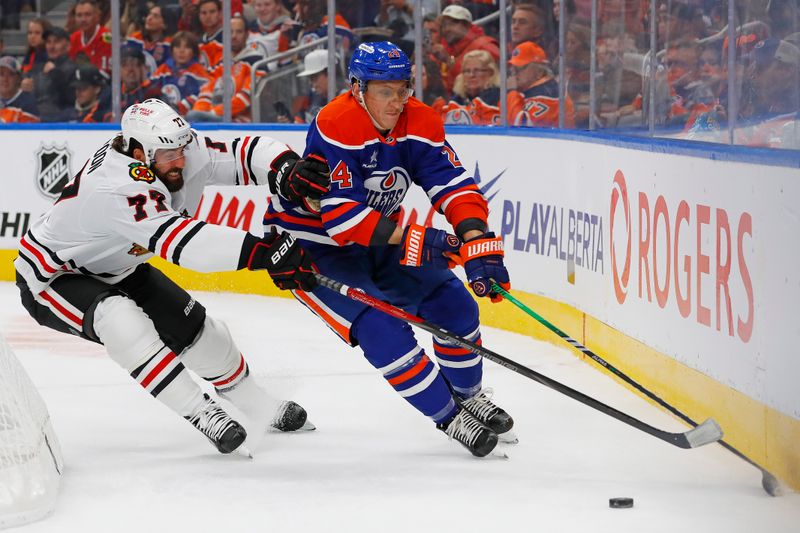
[266,419,317,433]
[235,444,254,459]
[488,449,510,459]
[498,431,518,445]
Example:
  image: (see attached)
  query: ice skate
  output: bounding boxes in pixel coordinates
[460,388,515,442]
[186,394,247,454]
[437,408,498,457]
[270,400,315,432]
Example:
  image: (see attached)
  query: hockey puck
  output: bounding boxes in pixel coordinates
[609,497,634,508]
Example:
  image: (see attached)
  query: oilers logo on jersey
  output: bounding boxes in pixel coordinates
[364,167,411,216]
[444,108,473,125]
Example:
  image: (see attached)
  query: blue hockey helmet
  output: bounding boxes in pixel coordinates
[348,41,412,85]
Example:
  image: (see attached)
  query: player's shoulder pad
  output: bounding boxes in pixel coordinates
[314,92,378,150]
[400,97,446,145]
[315,93,446,149]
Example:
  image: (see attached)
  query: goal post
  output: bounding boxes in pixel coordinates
[0,331,63,530]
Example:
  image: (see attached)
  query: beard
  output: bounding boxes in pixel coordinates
[154,164,184,192]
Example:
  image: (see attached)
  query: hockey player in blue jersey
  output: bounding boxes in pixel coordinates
[265,41,513,457]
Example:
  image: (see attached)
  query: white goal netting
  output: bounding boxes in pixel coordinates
[0,332,63,530]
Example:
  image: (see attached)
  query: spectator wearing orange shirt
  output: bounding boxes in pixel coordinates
[188,16,261,122]
[198,0,224,69]
[439,49,501,126]
[0,56,40,123]
[431,5,500,92]
[69,0,112,73]
[507,41,574,128]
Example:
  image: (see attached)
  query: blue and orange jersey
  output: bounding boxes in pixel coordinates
[150,59,211,115]
[298,14,354,54]
[265,92,488,247]
[200,30,224,69]
[126,32,172,67]
[0,90,39,123]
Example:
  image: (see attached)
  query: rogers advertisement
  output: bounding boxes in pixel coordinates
[0,127,798,421]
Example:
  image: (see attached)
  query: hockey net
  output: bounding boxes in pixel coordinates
[0,331,63,530]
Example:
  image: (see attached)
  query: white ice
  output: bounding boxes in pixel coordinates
[1,282,798,533]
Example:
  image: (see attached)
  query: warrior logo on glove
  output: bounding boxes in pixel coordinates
[457,233,511,303]
[400,224,462,269]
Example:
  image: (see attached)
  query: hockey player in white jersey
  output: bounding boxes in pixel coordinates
[14,99,330,455]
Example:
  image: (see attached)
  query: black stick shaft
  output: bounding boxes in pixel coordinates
[314,273,718,450]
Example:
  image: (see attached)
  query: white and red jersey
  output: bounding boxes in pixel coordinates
[15,131,289,294]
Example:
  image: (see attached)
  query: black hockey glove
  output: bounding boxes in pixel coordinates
[242,229,317,291]
[399,223,462,269]
[268,151,330,209]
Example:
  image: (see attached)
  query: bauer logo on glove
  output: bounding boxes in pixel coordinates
[269,233,296,265]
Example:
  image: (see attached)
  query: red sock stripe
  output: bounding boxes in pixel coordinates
[433,339,481,356]
[388,354,430,386]
[140,350,177,388]
[212,354,246,387]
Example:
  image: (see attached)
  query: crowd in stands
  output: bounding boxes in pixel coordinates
[0,0,797,148]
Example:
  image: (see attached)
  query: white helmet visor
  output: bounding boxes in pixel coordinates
[153,138,191,164]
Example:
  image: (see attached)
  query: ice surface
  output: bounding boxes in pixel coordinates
[1,283,797,533]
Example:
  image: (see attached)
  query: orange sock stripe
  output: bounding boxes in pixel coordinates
[387,354,430,386]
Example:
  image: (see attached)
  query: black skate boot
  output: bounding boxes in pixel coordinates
[186,394,247,454]
[437,408,498,457]
[460,388,514,435]
[270,400,312,432]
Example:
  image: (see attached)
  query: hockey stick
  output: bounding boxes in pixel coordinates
[492,282,782,496]
[314,273,722,450]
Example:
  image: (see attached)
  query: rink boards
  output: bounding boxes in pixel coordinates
[0,125,797,491]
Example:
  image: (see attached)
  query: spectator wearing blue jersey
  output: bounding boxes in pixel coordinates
[149,31,211,116]
[264,41,515,458]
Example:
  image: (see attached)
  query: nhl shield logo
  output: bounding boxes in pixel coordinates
[35,144,72,198]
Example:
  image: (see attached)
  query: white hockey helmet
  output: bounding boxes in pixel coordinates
[121,98,192,165]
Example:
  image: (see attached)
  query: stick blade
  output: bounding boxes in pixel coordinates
[684,418,723,448]
[762,471,783,497]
